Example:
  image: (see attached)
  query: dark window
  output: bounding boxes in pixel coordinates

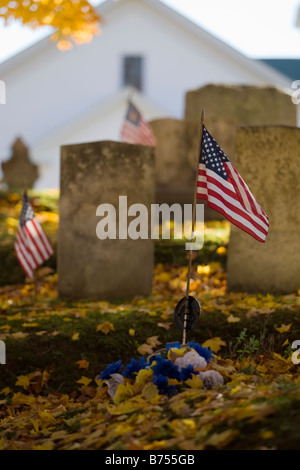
[123,56,143,91]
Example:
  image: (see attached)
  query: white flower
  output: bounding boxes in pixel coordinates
[106,373,125,398]
[198,370,224,389]
[174,351,207,370]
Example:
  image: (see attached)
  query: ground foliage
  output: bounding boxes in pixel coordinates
[0,191,300,450]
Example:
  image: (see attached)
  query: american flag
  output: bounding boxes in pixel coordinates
[121,101,156,147]
[14,192,54,278]
[197,125,269,242]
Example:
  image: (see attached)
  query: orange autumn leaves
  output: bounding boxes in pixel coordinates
[0,0,101,49]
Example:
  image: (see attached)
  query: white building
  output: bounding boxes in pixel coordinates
[0,0,292,188]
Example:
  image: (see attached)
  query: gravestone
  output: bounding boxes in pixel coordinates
[227,126,300,293]
[185,84,297,127]
[149,118,197,206]
[58,141,155,300]
[1,138,39,189]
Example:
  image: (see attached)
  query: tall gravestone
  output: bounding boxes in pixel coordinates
[58,141,155,300]
[227,126,300,293]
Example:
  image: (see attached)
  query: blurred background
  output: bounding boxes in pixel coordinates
[0,0,299,189]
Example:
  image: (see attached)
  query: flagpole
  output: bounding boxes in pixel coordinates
[182,109,205,346]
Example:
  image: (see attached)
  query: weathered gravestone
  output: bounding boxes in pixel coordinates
[1,138,39,190]
[185,84,297,128]
[149,117,237,221]
[58,141,155,300]
[227,126,300,294]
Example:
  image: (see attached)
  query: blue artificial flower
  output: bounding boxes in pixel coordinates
[122,357,147,378]
[98,360,122,380]
[179,365,195,381]
[188,341,214,363]
[152,374,177,396]
[151,356,181,380]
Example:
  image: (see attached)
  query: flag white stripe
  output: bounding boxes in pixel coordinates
[199,163,235,192]
[33,219,54,256]
[226,162,268,223]
[227,164,252,213]
[26,219,49,261]
[15,244,33,278]
[205,176,269,233]
[16,232,37,270]
[17,226,41,266]
[24,225,43,264]
[205,193,267,240]
[203,168,269,232]
[122,122,155,145]
[17,227,37,267]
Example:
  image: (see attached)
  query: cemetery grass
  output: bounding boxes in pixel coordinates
[0,192,300,450]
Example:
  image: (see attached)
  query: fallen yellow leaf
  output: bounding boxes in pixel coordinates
[146,336,161,348]
[71,332,80,341]
[77,376,92,386]
[137,343,153,356]
[275,323,292,333]
[96,322,115,334]
[77,359,89,369]
[202,337,226,353]
[157,322,172,330]
[15,374,31,389]
[205,429,238,449]
[227,314,240,323]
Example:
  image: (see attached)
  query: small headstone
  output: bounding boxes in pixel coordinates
[58,140,155,300]
[227,126,300,293]
[1,138,39,190]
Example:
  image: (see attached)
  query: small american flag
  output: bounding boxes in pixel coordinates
[14,192,54,278]
[121,101,156,147]
[197,125,269,242]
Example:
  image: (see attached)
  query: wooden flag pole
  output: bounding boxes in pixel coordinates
[182,109,205,345]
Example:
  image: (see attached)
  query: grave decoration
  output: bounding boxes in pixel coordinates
[98,341,224,399]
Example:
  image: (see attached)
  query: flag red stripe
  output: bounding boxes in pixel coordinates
[198,183,268,237]
[198,193,266,242]
[15,234,37,270]
[16,228,36,269]
[225,162,268,223]
[32,219,54,257]
[197,170,269,229]
[15,245,34,278]
[25,224,45,264]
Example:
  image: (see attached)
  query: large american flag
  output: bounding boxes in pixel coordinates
[197,125,269,242]
[14,192,54,278]
[121,101,156,147]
